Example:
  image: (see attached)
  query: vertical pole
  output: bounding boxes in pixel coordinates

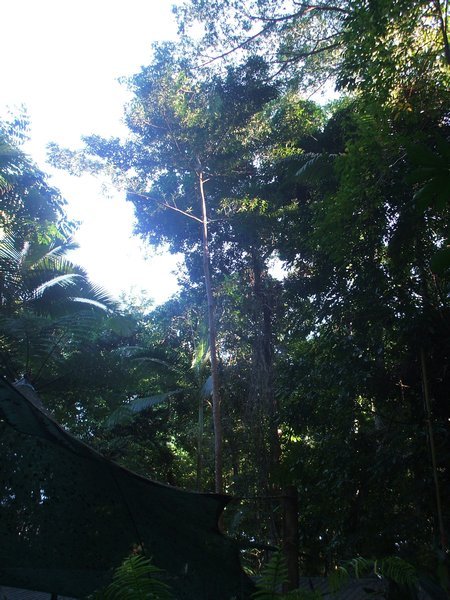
[282,485,299,591]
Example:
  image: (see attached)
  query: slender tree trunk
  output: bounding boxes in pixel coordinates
[199,171,223,493]
[251,249,281,476]
[433,0,450,65]
[196,393,204,492]
[420,349,447,552]
[248,250,282,545]
[282,486,299,592]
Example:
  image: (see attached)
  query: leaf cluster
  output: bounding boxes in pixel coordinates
[89,554,173,600]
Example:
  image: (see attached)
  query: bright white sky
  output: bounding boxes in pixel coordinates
[1,0,182,306]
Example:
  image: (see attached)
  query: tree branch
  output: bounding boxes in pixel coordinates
[248,3,350,22]
[278,41,341,64]
[291,2,350,14]
[199,23,275,67]
[198,1,347,68]
[128,191,203,223]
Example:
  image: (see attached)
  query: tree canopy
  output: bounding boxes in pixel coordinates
[2,0,450,597]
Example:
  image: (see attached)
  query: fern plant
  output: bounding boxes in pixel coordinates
[328,555,418,595]
[89,554,173,600]
[252,551,288,600]
[254,552,421,600]
[377,556,418,587]
[252,552,321,600]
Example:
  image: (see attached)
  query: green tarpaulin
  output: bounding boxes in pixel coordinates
[0,377,253,599]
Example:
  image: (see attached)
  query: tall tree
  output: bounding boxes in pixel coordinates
[0,115,69,243]
[175,0,348,86]
[176,0,450,135]
[50,46,279,493]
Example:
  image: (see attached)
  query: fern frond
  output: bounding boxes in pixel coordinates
[90,554,173,600]
[252,551,288,600]
[328,565,350,594]
[348,556,371,579]
[379,557,418,586]
[330,555,418,594]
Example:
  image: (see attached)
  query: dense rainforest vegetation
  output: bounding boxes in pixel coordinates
[1,0,449,595]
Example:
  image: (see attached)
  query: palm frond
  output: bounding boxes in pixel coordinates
[129,392,182,413]
[82,281,117,308]
[105,390,183,428]
[296,152,338,183]
[1,232,117,314]
[44,238,79,258]
[69,296,113,312]
[20,238,77,269]
[32,273,82,299]
[114,346,180,371]
[0,235,21,262]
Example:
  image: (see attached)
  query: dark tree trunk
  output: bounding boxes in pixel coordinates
[250,248,281,479]
[282,485,299,592]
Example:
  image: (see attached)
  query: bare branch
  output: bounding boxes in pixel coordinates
[278,41,342,65]
[291,2,350,14]
[247,3,349,23]
[199,23,275,67]
[129,190,203,223]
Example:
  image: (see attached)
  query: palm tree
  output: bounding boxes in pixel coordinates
[0,232,116,387]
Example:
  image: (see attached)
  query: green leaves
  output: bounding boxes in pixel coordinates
[89,554,173,600]
[0,233,115,314]
[378,557,418,587]
[339,0,450,106]
[252,551,289,600]
[0,232,117,386]
[296,153,338,184]
[0,117,68,242]
[430,242,450,275]
[105,391,183,428]
[406,138,450,274]
[329,556,418,594]
[407,139,450,212]
[252,552,321,599]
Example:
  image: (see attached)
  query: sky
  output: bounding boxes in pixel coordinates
[1,0,183,305]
